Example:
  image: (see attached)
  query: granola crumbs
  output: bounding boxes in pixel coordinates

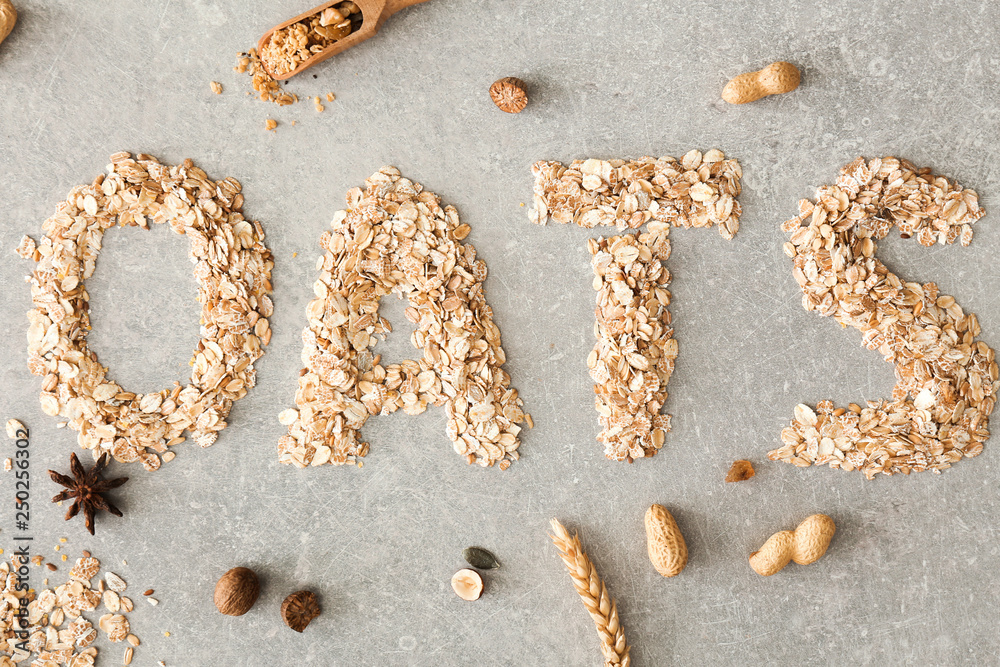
[278,167,528,469]
[210,81,223,94]
[260,2,362,78]
[265,118,278,131]
[771,157,996,478]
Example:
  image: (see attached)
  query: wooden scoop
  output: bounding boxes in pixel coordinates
[258,0,430,79]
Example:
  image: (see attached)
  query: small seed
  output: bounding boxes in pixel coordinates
[126,634,140,647]
[143,589,154,596]
[451,569,483,601]
[462,547,500,570]
[46,563,57,571]
[124,646,134,664]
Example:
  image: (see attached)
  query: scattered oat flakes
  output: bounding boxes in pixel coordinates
[26,153,274,468]
[210,81,223,94]
[314,96,325,112]
[0,551,146,665]
[14,234,35,259]
[771,157,996,478]
[98,612,130,642]
[278,167,528,469]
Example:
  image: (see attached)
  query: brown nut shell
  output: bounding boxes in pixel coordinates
[791,513,836,565]
[214,566,260,616]
[749,513,836,576]
[0,0,16,46]
[281,590,321,632]
[644,504,688,577]
[722,61,800,104]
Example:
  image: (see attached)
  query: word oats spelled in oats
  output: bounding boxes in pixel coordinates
[278,167,528,470]
[530,151,743,461]
[23,153,274,470]
[771,157,997,479]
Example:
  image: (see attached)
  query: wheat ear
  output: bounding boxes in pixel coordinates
[548,518,631,667]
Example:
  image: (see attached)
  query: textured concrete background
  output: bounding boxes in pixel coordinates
[1,0,999,665]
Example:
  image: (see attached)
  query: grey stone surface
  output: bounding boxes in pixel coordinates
[1,0,999,664]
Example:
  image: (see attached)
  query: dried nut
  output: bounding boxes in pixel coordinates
[0,0,15,46]
[280,590,321,632]
[749,514,836,576]
[214,567,260,616]
[722,61,800,104]
[725,459,755,483]
[644,504,687,577]
[489,77,528,113]
[462,546,500,570]
[451,568,483,601]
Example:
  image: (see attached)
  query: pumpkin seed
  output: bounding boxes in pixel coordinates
[462,546,500,570]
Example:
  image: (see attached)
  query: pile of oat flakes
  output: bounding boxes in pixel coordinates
[278,167,529,469]
[0,554,141,666]
[530,151,743,460]
[771,156,997,478]
[588,233,674,460]
[21,153,274,469]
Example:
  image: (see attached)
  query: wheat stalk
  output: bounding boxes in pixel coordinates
[548,518,631,667]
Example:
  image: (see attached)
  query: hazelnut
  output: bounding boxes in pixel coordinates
[451,568,483,601]
[214,567,260,616]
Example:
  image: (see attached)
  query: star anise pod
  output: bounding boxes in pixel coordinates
[48,452,128,535]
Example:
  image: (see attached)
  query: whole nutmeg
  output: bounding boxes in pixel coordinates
[281,590,321,632]
[489,77,528,113]
[214,567,260,616]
